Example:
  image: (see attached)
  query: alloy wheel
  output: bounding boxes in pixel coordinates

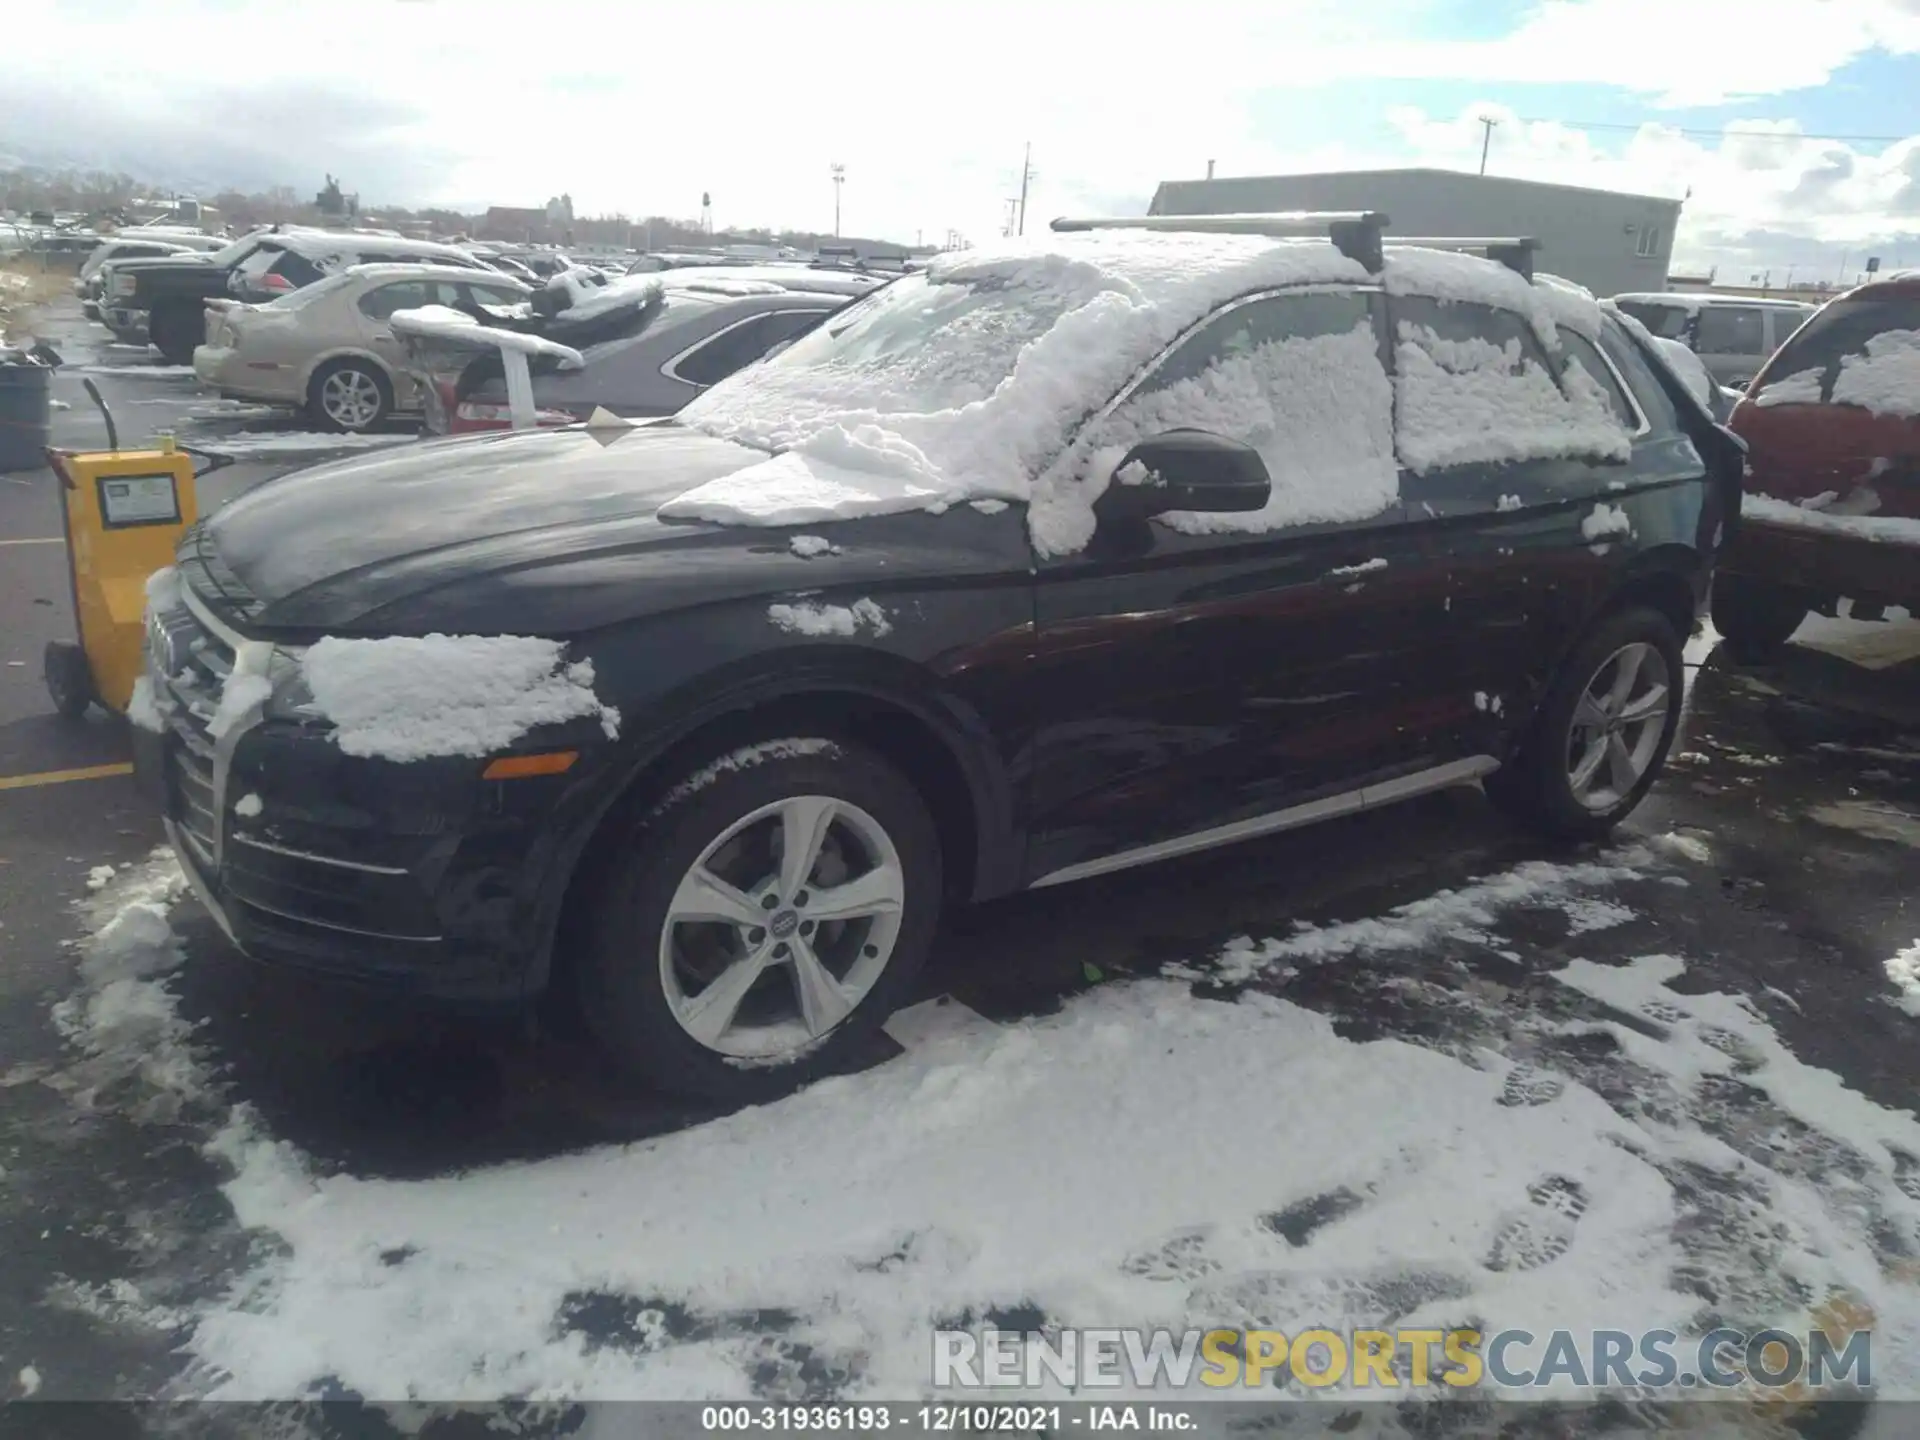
[1565,641,1672,812]
[657,794,906,1060]
[321,368,383,430]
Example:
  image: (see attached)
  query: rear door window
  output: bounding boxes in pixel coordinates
[359,281,433,321]
[1556,330,1641,431]
[1389,295,1627,473]
[1694,306,1767,355]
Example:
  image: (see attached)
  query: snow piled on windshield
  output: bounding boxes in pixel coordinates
[671,232,1370,553]
[1831,328,1920,417]
[301,635,620,761]
[1754,368,1826,406]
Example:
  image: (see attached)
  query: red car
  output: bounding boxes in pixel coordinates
[1714,273,1920,657]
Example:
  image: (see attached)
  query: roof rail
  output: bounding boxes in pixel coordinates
[1050,211,1389,273]
[1390,236,1540,280]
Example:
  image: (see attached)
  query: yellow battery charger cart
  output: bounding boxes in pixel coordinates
[43,377,231,720]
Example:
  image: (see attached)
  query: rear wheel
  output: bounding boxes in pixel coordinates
[1487,607,1683,840]
[148,303,200,365]
[1710,574,1807,662]
[308,359,393,432]
[575,737,942,1101]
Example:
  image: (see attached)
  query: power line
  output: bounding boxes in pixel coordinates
[1517,116,1915,144]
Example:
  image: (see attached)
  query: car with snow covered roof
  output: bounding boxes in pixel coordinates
[105,227,503,363]
[193,262,535,432]
[131,212,1740,1102]
[1710,273,1920,658]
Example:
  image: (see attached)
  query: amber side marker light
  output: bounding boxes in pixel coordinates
[482,751,579,780]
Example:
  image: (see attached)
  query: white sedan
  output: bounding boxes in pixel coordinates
[193,263,531,432]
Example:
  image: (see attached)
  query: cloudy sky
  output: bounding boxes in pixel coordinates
[7,0,1920,277]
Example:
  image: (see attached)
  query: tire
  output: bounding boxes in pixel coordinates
[148,303,200,365]
[307,359,393,433]
[44,641,94,721]
[1486,607,1684,841]
[1710,574,1807,662]
[575,736,943,1101]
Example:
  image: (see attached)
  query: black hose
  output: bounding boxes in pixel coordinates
[80,377,117,450]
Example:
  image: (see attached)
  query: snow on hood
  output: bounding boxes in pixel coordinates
[389,304,586,367]
[300,635,620,761]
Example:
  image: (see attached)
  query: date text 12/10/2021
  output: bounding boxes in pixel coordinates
[701,1404,1196,1431]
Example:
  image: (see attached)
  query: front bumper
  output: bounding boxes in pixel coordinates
[1717,513,1918,610]
[105,305,149,340]
[134,597,564,1003]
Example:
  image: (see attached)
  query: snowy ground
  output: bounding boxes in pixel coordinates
[10,620,1919,1434]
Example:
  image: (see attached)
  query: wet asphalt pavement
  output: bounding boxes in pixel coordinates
[0,300,1917,1425]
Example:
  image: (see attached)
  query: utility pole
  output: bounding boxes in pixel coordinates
[1477,117,1498,176]
[830,162,845,238]
[1016,142,1034,236]
[1003,197,1019,237]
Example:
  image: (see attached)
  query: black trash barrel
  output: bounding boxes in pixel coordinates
[0,360,52,473]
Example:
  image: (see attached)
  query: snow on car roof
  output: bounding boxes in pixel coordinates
[270,231,482,267]
[664,230,1619,555]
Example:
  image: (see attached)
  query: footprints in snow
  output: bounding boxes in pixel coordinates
[1498,1064,1566,1108]
[1486,1175,1590,1274]
[1121,1228,1221,1283]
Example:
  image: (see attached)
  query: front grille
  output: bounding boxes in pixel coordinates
[151,597,234,863]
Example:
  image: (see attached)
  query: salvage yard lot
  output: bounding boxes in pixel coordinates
[4,301,1920,1430]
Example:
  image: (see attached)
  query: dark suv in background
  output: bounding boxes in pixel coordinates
[133,215,1738,1101]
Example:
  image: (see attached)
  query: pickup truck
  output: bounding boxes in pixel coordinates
[101,227,500,362]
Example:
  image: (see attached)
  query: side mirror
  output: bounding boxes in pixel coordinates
[1100,429,1271,518]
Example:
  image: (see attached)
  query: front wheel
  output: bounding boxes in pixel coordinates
[1710,574,1807,662]
[575,737,943,1101]
[1487,607,1684,840]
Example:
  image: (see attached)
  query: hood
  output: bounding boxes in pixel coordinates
[187,422,773,631]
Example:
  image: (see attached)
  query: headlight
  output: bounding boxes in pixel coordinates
[262,644,323,721]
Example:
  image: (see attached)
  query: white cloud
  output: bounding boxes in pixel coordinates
[1374,102,1920,276]
[4,0,1918,271]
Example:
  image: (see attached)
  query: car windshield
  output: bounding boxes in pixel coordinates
[683,271,1090,444]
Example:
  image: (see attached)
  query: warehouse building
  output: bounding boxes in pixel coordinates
[1148,168,1683,299]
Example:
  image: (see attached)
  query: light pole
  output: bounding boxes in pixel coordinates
[830,163,845,238]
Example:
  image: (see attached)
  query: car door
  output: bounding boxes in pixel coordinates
[1693,304,1768,387]
[354,280,462,405]
[1395,297,1674,758]
[1021,286,1465,888]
